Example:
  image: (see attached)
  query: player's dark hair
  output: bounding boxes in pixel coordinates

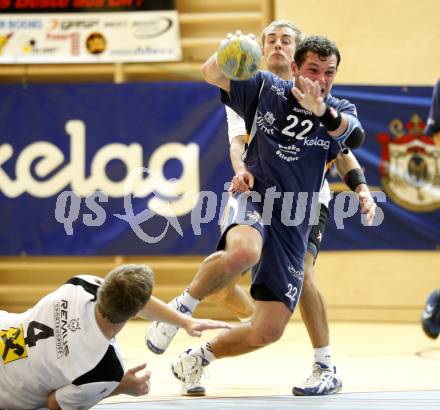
[294,35,341,68]
[97,264,154,324]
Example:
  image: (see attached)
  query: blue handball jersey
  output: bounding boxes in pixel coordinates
[219,71,359,305]
[221,71,356,199]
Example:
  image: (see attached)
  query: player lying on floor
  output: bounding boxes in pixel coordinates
[0,264,230,410]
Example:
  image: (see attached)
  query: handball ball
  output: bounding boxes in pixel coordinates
[217,34,261,81]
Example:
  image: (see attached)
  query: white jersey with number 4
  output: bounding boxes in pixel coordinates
[225,106,332,208]
[0,275,124,410]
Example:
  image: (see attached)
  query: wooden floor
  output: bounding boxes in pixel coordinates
[94,320,440,409]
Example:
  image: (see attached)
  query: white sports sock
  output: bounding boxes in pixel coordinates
[314,346,332,368]
[178,288,200,313]
[190,342,217,365]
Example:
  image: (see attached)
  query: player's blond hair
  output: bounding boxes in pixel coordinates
[97,264,154,324]
[261,20,303,46]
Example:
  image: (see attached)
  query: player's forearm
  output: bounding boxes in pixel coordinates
[335,151,369,192]
[137,295,190,328]
[109,379,129,397]
[202,53,230,92]
[230,136,247,174]
[354,183,371,196]
[312,100,349,138]
[47,391,61,410]
[326,113,349,137]
[334,150,361,178]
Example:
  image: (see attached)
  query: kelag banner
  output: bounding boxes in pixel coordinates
[0,83,438,255]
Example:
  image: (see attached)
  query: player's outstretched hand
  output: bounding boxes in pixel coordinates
[231,170,254,192]
[291,75,326,117]
[356,189,376,226]
[183,317,231,338]
[118,363,151,396]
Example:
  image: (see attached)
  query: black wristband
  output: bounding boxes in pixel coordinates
[344,168,367,191]
[318,105,342,131]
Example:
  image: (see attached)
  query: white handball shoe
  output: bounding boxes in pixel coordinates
[145,297,192,354]
[291,362,342,396]
[171,349,207,396]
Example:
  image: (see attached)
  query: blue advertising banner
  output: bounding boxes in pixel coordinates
[325,85,440,250]
[0,82,438,255]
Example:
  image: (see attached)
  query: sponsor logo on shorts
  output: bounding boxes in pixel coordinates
[288,265,304,281]
[317,230,323,243]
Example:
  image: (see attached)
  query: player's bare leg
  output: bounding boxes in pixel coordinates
[188,225,261,299]
[292,252,342,396]
[206,277,254,319]
[171,300,291,395]
[146,225,261,354]
[299,252,329,348]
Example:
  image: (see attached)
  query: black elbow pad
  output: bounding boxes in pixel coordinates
[343,126,365,150]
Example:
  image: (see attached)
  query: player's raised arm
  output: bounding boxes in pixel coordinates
[202,31,261,93]
[202,52,231,92]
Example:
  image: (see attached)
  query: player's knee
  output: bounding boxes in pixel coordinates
[249,323,285,347]
[302,255,317,291]
[302,266,314,290]
[225,242,261,273]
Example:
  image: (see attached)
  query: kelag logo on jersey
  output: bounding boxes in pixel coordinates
[304,136,330,150]
[377,114,440,212]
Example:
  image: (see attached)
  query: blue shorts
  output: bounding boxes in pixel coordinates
[217,192,307,312]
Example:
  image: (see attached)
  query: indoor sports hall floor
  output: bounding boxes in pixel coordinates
[93,320,440,410]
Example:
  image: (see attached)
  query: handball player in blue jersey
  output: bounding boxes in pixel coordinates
[146,23,376,396]
[159,34,376,396]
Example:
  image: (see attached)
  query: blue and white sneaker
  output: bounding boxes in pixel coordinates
[145,297,192,354]
[422,289,440,339]
[292,362,342,396]
[171,349,207,396]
